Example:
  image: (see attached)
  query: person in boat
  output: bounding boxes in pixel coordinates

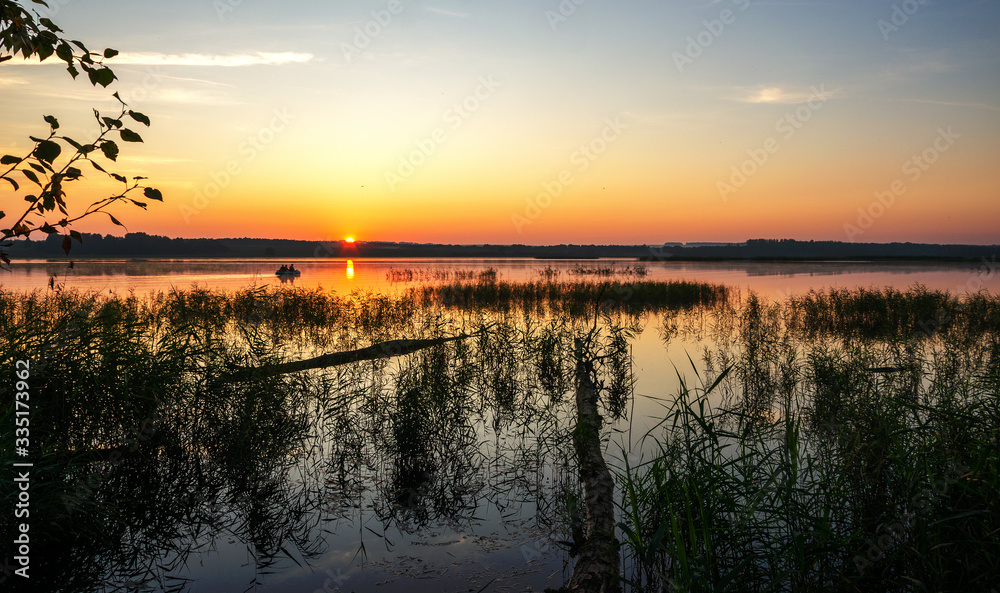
[278,264,288,273]
[289,264,295,273]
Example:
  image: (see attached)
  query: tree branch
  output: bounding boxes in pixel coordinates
[221,327,491,382]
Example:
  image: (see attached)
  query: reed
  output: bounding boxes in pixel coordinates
[1,282,996,592]
[412,278,731,317]
[617,289,1000,592]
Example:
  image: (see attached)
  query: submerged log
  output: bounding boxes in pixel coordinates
[221,331,481,382]
[557,336,621,593]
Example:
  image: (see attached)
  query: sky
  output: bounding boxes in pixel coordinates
[2,0,999,245]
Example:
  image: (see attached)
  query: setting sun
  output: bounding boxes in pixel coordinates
[345,238,355,243]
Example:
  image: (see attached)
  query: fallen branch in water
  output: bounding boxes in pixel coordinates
[221,325,491,382]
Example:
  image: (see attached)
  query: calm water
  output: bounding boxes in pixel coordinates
[2,257,995,299]
[6,258,996,592]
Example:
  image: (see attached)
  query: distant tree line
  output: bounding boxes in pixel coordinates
[646,239,998,261]
[4,233,996,261]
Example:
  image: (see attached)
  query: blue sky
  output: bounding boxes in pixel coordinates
[2,0,998,243]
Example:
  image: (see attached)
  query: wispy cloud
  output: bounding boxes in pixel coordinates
[11,52,315,67]
[142,73,236,88]
[425,6,471,18]
[895,98,1000,111]
[734,85,833,104]
[113,52,315,67]
[0,76,27,87]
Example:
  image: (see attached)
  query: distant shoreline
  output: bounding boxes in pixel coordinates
[12,256,993,266]
[6,233,997,263]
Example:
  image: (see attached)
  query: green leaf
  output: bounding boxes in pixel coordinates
[130,199,147,209]
[70,40,89,53]
[1,155,21,165]
[101,117,122,129]
[103,48,119,59]
[1,177,16,191]
[43,115,60,130]
[61,235,72,255]
[112,173,127,183]
[90,160,107,173]
[119,129,143,143]
[100,140,119,161]
[70,230,83,243]
[66,63,79,79]
[143,187,163,201]
[65,167,83,179]
[33,140,62,164]
[128,111,151,127]
[62,136,83,150]
[108,214,123,227]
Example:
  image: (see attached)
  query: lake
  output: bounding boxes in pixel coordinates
[1,258,997,592]
[2,257,995,298]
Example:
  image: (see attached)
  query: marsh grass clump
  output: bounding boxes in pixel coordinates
[1,282,996,592]
[618,364,999,592]
[0,286,422,591]
[619,288,1000,593]
[783,285,1000,340]
[568,265,648,277]
[386,267,500,283]
[414,279,731,317]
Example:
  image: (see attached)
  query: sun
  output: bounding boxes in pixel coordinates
[345,237,355,243]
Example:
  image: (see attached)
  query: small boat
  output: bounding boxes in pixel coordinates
[275,268,301,277]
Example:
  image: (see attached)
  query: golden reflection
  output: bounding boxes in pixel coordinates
[346,259,354,280]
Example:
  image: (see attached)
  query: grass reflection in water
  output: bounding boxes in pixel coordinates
[0,278,997,592]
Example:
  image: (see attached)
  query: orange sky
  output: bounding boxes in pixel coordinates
[2,1,999,245]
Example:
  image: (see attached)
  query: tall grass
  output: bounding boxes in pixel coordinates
[413,278,731,317]
[617,288,1000,592]
[1,282,996,592]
